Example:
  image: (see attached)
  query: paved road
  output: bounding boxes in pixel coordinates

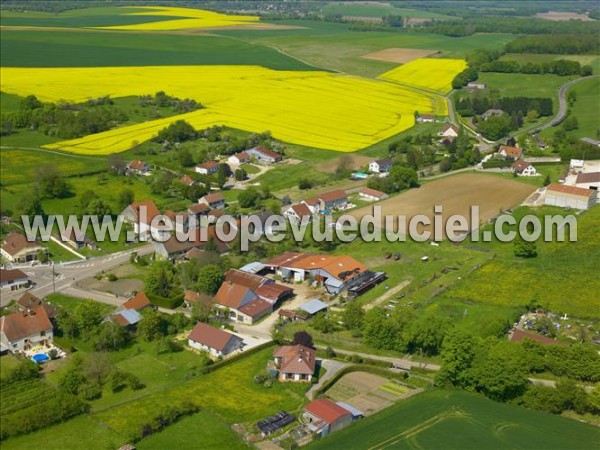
[538,75,599,131]
[0,244,153,306]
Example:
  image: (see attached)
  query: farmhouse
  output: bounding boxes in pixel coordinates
[120,200,167,237]
[195,160,220,175]
[303,190,348,213]
[227,151,250,165]
[16,292,56,320]
[512,161,538,177]
[0,306,53,353]
[263,252,385,297]
[273,344,317,382]
[467,82,487,90]
[188,322,242,357]
[481,109,504,120]
[127,160,149,175]
[0,269,31,291]
[575,172,600,190]
[544,183,597,210]
[122,291,153,311]
[0,231,45,263]
[59,228,95,250]
[369,158,393,174]
[359,187,388,201]
[198,192,225,210]
[246,146,282,163]
[154,226,230,259]
[283,203,313,223]
[438,123,459,138]
[498,145,523,160]
[180,174,195,186]
[303,399,354,437]
[416,114,435,123]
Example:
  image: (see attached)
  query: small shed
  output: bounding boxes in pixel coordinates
[299,299,329,316]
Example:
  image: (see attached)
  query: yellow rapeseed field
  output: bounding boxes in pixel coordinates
[0,66,446,154]
[379,58,467,94]
[95,6,260,31]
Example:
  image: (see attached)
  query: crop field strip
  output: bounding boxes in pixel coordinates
[379,58,468,94]
[1,64,449,153]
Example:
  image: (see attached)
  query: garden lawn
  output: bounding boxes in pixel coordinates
[92,347,308,437]
[563,76,600,139]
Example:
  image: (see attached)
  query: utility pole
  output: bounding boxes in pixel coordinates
[52,261,56,295]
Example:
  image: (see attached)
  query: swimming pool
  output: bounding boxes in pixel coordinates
[31,353,49,364]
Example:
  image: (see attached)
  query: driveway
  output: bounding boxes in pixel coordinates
[306,358,348,399]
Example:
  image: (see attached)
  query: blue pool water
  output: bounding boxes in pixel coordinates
[31,353,49,364]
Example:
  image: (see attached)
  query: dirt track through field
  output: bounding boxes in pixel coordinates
[349,173,536,236]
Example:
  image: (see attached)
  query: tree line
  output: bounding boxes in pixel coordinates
[505,34,600,55]
[479,59,592,77]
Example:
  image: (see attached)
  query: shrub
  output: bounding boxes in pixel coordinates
[107,273,118,282]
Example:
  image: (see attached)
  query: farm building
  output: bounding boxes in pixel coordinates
[512,161,538,177]
[188,322,242,357]
[127,160,149,175]
[0,306,53,353]
[575,172,600,190]
[498,145,523,160]
[359,187,388,201]
[303,399,355,437]
[154,226,230,260]
[438,123,459,138]
[198,192,226,210]
[273,344,317,382]
[214,283,272,324]
[246,146,282,163]
[0,231,45,263]
[263,252,386,297]
[0,269,31,292]
[544,183,597,210]
[109,309,143,329]
[299,299,329,316]
[183,290,215,310]
[195,160,220,175]
[416,114,435,123]
[369,158,393,174]
[467,82,486,90]
[227,151,251,165]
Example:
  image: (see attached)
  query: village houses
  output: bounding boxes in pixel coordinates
[1,231,45,263]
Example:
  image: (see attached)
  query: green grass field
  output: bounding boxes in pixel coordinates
[0,29,315,70]
[309,390,600,450]
[564,76,600,140]
[440,206,600,319]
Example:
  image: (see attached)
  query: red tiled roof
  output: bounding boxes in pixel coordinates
[303,198,320,206]
[202,192,225,204]
[512,160,531,172]
[252,146,282,160]
[232,151,250,162]
[122,292,151,311]
[510,329,566,346]
[0,306,52,342]
[290,203,312,218]
[0,268,28,283]
[188,322,238,351]
[181,175,195,186]
[129,200,161,225]
[305,399,350,424]
[274,344,316,375]
[576,172,600,184]
[238,298,272,318]
[128,160,146,170]
[214,282,256,309]
[499,145,522,159]
[184,290,215,306]
[1,231,42,256]
[224,269,266,290]
[197,161,220,171]
[188,203,210,214]
[360,187,387,199]
[317,189,347,203]
[547,183,595,198]
[16,292,56,320]
[255,284,293,302]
